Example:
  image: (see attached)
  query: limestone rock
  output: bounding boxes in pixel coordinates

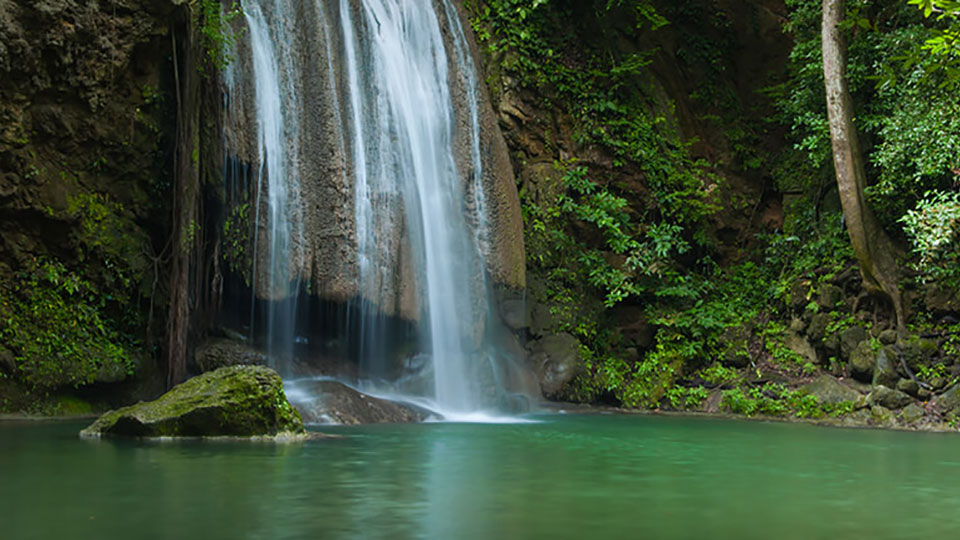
[193,338,267,374]
[818,284,842,309]
[289,380,428,425]
[840,325,867,360]
[849,341,875,382]
[527,333,581,398]
[785,331,818,367]
[924,282,960,313]
[718,326,752,368]
[79,366,304,439]
[807,313,831,343]
[900,403,924,424]
[878,329,898,345]
[529,302,553,338]
[867,385,913,410]
[0,345,16,374]
[870,405,896,428]
[898,336,940,371]
[896,378,920,397]
[872,346,900,388]
[800,375,861,405]
[500,298,529,331]
[935,384,960,414]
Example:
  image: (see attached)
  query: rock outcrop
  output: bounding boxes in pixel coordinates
[801,375,861,405]
[527,333,581,398]
[80,366,304,438]
[288,380,428,425]
[192,338,267,374]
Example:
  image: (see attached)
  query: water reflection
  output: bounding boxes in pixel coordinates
[3,417,960,539]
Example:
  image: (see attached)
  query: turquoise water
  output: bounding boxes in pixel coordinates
[2,414,959,539]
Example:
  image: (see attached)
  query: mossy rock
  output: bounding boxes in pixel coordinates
[800,375,861,405]
[80,366,304,439]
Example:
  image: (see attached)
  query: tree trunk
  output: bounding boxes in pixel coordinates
[165,11,202,388]
[821,0,905,328]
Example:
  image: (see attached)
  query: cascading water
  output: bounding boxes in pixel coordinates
[222,0,532,418]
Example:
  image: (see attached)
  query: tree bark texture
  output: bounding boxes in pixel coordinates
[165,10,202,388]
[821,0,905,328]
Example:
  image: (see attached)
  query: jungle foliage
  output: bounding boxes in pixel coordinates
[472,0,960,414]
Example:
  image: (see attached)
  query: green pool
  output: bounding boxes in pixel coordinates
[2,414,958,539]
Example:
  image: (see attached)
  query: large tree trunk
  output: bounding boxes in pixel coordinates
[165,11,202,388]
[821,0,905,328]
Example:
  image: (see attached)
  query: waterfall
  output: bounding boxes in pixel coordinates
[222,0,530,416]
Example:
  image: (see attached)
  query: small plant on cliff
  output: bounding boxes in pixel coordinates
[196,0,243,72]
[0,259,136,389]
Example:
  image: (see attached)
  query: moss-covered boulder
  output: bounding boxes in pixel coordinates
[867,385,913,410]
[935,384,960,415]
[873,346,900,388]
[79,366,304,439]
[849,341,876,382]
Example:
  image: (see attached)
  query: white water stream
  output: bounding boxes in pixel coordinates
[226,0,519,417]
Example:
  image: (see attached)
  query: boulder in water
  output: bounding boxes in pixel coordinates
[290,380,429,425]
[80,366,304,439]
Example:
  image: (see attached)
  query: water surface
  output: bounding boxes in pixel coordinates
[1,415,958,539]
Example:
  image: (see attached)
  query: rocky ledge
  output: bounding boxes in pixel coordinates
[80,366,305,440]
[289,380,430,425]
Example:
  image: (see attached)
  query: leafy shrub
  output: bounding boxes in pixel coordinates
[0,260,136,389]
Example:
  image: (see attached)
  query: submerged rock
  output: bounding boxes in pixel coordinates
[290,381,428,425]
[80,366,304,439]
[801,375,861,404]
[527,333,581,398]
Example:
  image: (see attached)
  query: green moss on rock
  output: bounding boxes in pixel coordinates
[80,366,304,439]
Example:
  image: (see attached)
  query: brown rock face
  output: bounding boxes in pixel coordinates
[0,0,177,279]
[222,0,524,321]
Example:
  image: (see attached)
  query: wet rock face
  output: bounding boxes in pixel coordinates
[527,333,581,398]
[0,0,175,266]
[192,338,268,374]
[80,366,304,438]
[289,380,428,425]
[224,0,525,318]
